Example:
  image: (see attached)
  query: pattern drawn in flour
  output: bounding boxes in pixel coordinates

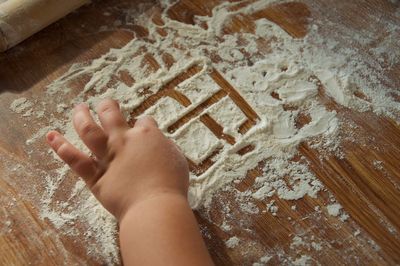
[130,62,260,176]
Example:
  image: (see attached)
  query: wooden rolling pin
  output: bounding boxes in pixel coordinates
[0,0,89,52]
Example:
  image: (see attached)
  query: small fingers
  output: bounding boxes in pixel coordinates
[134,115,158,128]
[46,131,99,187]
[96,99,129,135]
[73,103,108,159]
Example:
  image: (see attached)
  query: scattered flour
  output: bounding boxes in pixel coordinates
[340,213,350,222]
[225,236,240,249]
[6,0,400,264]
[56,103,68,113]
[265,200,278,215]
[240,201,260,215]
[292,255,312,266]
[220,221,232,232]
[290,236,306,249]
[311,242,323,251]
[253,255,272,266]
[326,203,343,217]
[253,159,323,203]
[373,160,384,171]
[9,97,33,114]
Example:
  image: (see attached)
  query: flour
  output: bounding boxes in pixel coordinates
[207,96,247,137]
[56,103,68,113]
[266,200,278,215]
[290,236,306,249]
[40,168,119,264]
[9,97,33,114]
[373,160,384,170]
[340,213,350,222]
[253,255,272,266]
[174,119,223,164]
[292,255,312,266]
[326,203,342,217]
[7,0,399,264]
[225,236,240,249]
[220,221,232,232]
[252,159,323,203]
[143,97,185,130]
[239,201,259,215]
[175,72,220,105]
[311,242,322,251]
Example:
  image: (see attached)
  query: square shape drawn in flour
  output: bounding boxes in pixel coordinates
[174,120,222,164]
[143,97,185,131]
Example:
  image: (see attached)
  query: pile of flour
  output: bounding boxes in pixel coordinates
[8,0,399,264]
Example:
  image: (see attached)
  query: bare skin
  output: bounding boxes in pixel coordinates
[46,99,214,266]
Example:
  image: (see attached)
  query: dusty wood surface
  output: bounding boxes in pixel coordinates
[0,0,399,265]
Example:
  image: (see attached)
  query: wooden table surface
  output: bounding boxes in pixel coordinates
[0,0,399,265]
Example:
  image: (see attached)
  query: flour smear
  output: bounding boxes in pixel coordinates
[8,0,400,264]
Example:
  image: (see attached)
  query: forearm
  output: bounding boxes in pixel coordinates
[119,193,214,266]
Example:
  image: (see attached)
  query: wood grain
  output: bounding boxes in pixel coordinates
[0,0,399,265]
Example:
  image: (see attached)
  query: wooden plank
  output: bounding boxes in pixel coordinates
[0,0,399,265]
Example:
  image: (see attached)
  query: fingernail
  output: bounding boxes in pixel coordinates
[47,132,56,142]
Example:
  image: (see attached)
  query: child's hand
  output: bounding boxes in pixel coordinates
[46,99,189,220]
[47,99,213,265]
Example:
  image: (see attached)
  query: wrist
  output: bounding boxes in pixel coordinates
[119,190,189,223]
[117,189,213,266]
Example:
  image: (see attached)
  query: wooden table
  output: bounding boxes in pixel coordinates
[0,0,399,265]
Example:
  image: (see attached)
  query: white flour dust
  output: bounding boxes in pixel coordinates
[225,236,240,249]
[9,97,33,114]
[326,203,342,217]
[7,0,400,264]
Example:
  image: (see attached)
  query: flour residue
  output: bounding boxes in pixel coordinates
[6,0,400,264]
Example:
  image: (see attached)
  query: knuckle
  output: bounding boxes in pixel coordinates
[67,154,80,167]
[56,142,69,155]
[58,144,79,165]
[99,104,113,114]
[143,116,157,126]
[149,116,157,123]
[107,131,125,153]
[137,125,152,134]
[79,122,97,137]
[98,100,118,114]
